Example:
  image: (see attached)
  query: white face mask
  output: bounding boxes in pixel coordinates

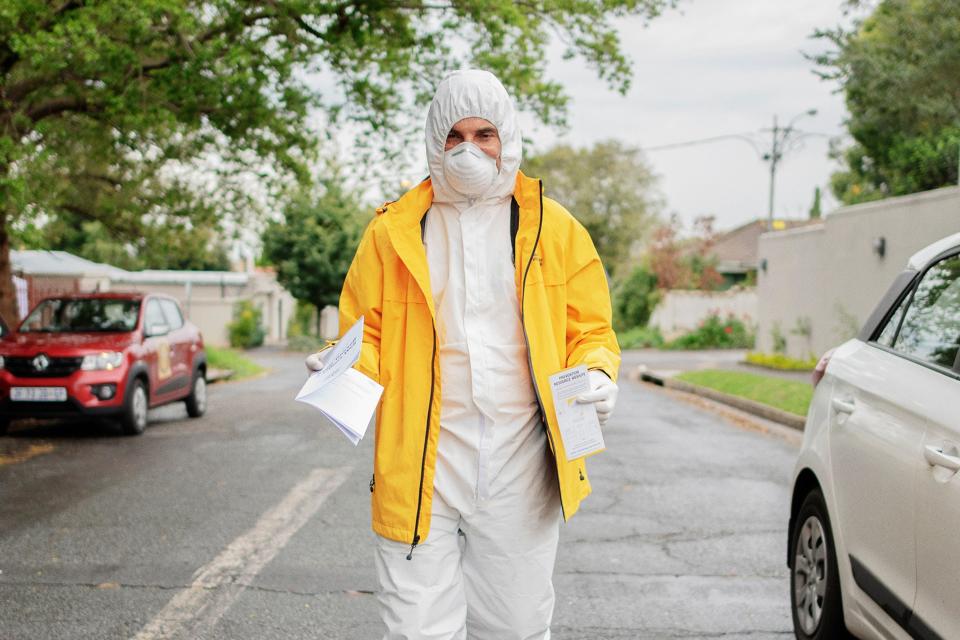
[442,142,499,198]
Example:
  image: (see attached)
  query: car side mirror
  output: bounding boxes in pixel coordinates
[147,323,170,337]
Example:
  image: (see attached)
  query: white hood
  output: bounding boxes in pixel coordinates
[425,69,522,205]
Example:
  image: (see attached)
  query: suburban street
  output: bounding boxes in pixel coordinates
[1,348,799,640]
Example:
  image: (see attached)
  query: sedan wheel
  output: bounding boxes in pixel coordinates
[794,516,827,634]
[121,380,149,436]
[185,373,207,418]
[790,488,852,639]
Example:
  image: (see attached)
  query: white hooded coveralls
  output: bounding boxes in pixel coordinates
[374,70,561,640]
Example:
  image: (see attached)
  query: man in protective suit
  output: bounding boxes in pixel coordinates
[307,69,620,639]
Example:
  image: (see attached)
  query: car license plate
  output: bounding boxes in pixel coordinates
[11,386,68,402]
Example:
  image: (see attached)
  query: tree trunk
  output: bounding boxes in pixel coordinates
[0,207,18,326]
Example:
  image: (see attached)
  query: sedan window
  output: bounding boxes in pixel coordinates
[159,299,184,330]
[20,298,140,333]
[144,300,167,334]
[892,254,960,369]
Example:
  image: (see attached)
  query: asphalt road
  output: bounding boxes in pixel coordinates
[0,348,799,639]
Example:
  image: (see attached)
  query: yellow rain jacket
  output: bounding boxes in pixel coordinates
[338,170,620,547]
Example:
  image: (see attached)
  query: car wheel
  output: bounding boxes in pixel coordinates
[185,372,207,418]
[791,488,851,640]
[0,416,9,436]
[121,379,149,436]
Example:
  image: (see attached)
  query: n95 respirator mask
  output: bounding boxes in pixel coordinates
[442,142,499,198]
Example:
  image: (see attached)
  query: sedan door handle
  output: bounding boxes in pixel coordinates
[924,445,960,472]
[832,398,856,414]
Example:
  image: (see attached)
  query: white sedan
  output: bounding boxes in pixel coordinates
[789,231,960,640]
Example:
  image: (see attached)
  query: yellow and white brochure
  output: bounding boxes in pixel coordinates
[548,365,606,461]
[295,317,383,445]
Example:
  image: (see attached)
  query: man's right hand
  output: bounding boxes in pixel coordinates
[305,352,326,372]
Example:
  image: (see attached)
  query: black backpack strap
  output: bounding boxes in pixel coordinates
[510,197,520,264]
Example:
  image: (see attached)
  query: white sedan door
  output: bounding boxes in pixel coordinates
[901,252,960,640]
[826,340,926,624]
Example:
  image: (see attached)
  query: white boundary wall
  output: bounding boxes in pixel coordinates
[649,287,757,340]
[757,186,960,358]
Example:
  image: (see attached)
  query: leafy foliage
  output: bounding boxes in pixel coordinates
[812,0,960,204]
[809,186,822,219]
[647,215,724,291]
[286,334,325,353]
[523,141,661,278]
[261,178,365,309]
[617,324,664,349]
[613,265,660,331]
[666,313,754,350]
[286,299,318,339]
[0,0,677,323]
[227,300,265,349]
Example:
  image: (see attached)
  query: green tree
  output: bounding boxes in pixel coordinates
[262,178,365,310]
[0,0,676,323]
[646,214,723,291]
[813,0,960,204]
[613,265,659,331]
[523,141,660,278]
[809,186,822,219]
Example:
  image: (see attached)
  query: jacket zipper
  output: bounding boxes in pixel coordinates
[519,181,567,522]
[407,323,438,560]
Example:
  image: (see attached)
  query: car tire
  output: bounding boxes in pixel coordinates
[0,416,9,436]
[184,371,207,418]
[120,379,149,436]
[790,488,851,640]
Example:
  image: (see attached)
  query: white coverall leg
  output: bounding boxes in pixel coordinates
[376,70,561,640]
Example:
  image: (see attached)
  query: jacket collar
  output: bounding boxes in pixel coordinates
[379,171,543,318]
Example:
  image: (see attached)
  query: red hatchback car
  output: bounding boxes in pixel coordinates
[0,293,207,435]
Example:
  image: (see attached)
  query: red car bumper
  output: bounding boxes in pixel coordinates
[0,367,131,419]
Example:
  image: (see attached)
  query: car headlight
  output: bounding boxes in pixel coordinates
[81,352,124,371]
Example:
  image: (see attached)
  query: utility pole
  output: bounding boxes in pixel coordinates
[763,109,817,231]
[765,115,780,232]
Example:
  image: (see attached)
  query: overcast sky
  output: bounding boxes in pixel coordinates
[316,1,857,234]
[517,0,854,232]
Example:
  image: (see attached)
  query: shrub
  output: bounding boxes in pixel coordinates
[228,300,266,349]
[287,300,316,339]
[613,266,660,331]
[617,325,665,349]
[770,322,787,354]
[286,334,325,353]
[666,313,754,350]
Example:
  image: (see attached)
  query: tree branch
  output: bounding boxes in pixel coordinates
[140,10,278,74]
[26,95,100,123]
[4,74,60,104]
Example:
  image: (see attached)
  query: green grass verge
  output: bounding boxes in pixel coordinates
[745,351,818,371]
[674,369,813,416]
[205,346,266,380]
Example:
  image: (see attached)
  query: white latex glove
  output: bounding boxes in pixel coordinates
[576,370,618,427]
[305,351,326,372]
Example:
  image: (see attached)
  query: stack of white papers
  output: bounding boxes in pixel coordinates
[549,365,606,461]
[295,317,384,445]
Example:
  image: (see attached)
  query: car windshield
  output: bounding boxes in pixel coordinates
[19,298,141,333]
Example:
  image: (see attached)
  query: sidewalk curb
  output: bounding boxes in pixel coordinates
[207,368,235,384]
[632,366,807,431]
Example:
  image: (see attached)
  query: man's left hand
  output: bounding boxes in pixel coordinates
[575,370,618,427]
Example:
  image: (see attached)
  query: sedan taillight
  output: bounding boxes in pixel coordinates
[811,348,836,388]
